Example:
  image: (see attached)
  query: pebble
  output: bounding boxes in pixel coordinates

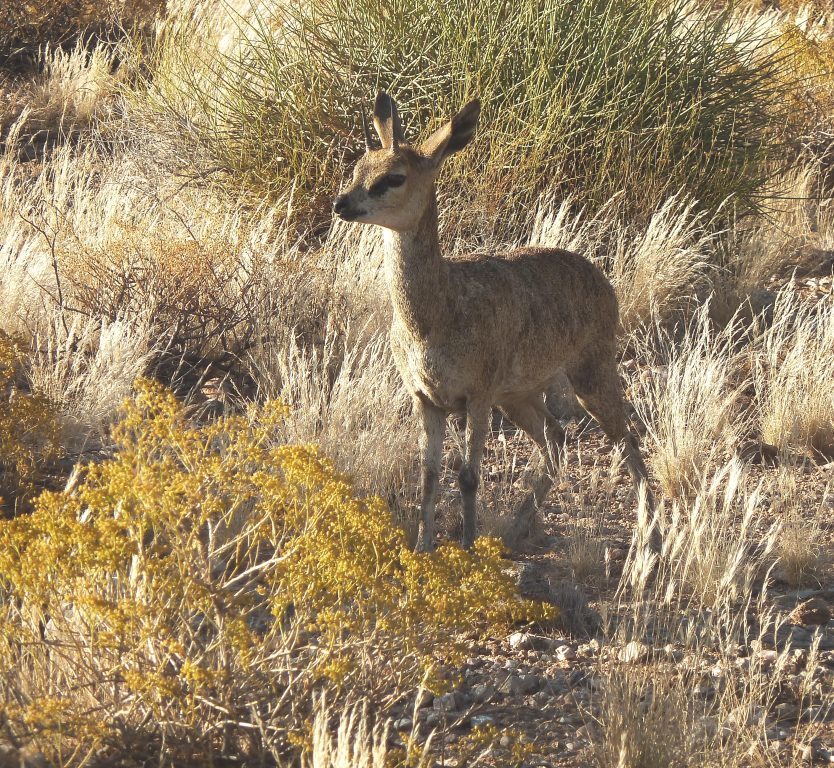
[393,718,413,731]
[472,684,496,703]
[775,703,799,722]
[555,644,576,661]
[618,641,650,663]
[433,692,458,712]
[499,672,541,696]
[470,714,497,728]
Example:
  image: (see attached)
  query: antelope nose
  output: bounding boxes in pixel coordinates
[333,194,349,214]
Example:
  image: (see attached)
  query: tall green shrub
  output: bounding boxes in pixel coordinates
[145,0,787,233]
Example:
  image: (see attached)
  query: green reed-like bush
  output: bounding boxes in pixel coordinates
[143,0,787,233]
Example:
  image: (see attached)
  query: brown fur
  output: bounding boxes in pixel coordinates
[334,93,653,551]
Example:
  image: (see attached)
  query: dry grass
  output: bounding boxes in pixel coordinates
[0,42,120,145]
[246,329,418,500]
[590,458,829,768]
[27,315,153,451]
[561,453,624,587]
[755,289,834,459]
[629,308,747,499]
[769,465,829,587]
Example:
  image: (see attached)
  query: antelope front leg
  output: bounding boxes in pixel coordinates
[460,400,490,550]
[415,397,446,553]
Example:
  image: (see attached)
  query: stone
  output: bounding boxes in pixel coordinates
[801,706,828,724]
[775,703,799,722]
[425,712,444,728]
[416,689,434,708]
[578,638,601,657]
[618,641,650,663]
[738,440,779,466]
[542,671,569,694]
[433,692,458,712]
[500,673,541,696]
[394,718,413,731]
[555,644,576,661]
[663,644,683,662]
[790,598,832,627]
[472,684,496,703]
[470,714,497,728]
[509,632,555,652]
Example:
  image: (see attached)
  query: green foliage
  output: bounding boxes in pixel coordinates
[0,380,549,764]
[145,0,787,233]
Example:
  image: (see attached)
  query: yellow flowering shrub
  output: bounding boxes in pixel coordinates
[0,380,549,764]
[0,332,60,513]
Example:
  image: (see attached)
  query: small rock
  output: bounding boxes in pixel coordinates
[425,712,444,728]
[498,672,541,696]
[470,714,497,728]
[393,718,413,731]
[801,706,827,724]
[578,639,601,657]
[508,631,529,650]
[738,440,779,466]
[542,671,569,694]
[757,649,779,669]
[618,641,650,663]
[416,689,434,708]
[499,734,512,748]
[433,692,458,712]
[472,684,496,703]
[790,598,832,627]
[555,644,576,661]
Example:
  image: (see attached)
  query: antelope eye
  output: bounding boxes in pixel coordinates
[368,174,407,196]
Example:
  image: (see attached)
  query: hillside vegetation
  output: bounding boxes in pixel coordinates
[0,0,833,766]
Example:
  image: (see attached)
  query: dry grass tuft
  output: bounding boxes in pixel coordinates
[769,466,829,588]
[629,308,746,500]
[246,330,418,501]
[755,289,834,459]
[1,42,119,145]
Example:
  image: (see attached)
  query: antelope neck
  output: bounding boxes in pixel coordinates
[383,196,450,337]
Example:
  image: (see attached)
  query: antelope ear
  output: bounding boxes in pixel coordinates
[419,99,481,166]
[373,91,403,149]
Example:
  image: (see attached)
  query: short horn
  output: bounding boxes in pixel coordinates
[360,106,373,150]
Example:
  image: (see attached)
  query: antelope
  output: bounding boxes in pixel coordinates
[334,92,654,552]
